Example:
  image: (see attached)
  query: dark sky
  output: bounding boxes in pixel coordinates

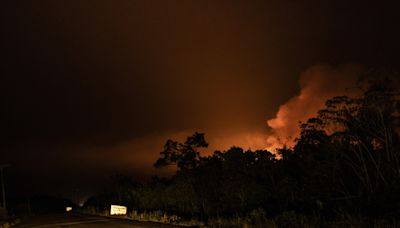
[1,1,399,200]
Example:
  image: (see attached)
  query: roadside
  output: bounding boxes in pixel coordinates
[13,213,185,228]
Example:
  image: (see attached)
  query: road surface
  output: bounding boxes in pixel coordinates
[14,213,178,228]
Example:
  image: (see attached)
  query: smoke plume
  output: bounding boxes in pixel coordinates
[266,64,364,151]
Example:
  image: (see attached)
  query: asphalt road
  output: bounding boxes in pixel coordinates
[14,213,177,228]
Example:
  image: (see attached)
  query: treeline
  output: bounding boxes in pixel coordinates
[84,72,400,224]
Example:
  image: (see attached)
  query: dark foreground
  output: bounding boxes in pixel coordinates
[14,213,176,228]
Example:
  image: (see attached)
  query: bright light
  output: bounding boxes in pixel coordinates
[66,207,73,212]
[110,205,127,215]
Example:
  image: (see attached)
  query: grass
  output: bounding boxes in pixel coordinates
[79,207,400,227]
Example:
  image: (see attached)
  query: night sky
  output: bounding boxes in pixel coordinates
[1,1,399,201]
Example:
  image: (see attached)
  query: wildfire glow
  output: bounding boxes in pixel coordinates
[265,64,364,152]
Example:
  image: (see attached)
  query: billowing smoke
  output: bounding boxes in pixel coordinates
[266,64,364,151]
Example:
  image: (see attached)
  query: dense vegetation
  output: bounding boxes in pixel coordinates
[84,72,400,226]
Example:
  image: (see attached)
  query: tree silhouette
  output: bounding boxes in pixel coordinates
[154,132,208,171]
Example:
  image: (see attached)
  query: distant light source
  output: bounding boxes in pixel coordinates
[66,207,73,212]
[110,205,127,215]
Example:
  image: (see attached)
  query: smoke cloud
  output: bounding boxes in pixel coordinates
[266,64,364,151]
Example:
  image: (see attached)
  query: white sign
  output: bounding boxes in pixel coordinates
[110,205,127,215]
[66,207,72,212]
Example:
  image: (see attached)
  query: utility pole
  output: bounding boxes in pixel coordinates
[0,165,10,211]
